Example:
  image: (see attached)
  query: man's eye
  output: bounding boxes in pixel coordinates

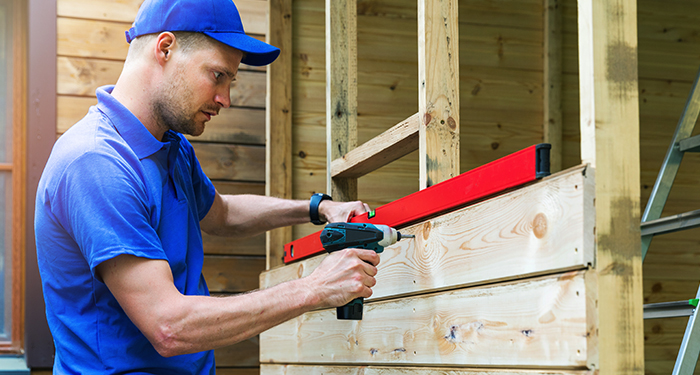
[214,72,223,80]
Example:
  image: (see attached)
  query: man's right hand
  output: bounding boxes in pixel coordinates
[302,248,380,309]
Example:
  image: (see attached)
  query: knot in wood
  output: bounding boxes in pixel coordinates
[532,213,548,239]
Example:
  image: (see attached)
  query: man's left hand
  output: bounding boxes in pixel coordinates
[318,200,370,223]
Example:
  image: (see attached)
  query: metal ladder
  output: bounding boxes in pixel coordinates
[642,67,700,375]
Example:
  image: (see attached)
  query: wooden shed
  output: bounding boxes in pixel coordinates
[2,0,699,374]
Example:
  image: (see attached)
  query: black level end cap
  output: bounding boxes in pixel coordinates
[536,143,551,179]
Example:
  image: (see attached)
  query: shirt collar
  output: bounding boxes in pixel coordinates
[95,85,167,159]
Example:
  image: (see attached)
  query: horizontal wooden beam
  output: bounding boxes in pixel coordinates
[331,113,419,178]
[261,364,594,375]
[261,271,591,367]
[263,165,593,303]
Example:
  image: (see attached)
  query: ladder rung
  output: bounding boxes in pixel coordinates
[680,134,700,153]
[641,209,700,236]
[644,300,698,319]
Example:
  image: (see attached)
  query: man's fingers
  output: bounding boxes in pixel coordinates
[353,248,380,267]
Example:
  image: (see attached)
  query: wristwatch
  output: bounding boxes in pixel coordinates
[309,193,332,225]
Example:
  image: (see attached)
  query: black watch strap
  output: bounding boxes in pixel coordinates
[310,193,332,225]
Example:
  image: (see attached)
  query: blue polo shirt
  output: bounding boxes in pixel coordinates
[35,85,217,374]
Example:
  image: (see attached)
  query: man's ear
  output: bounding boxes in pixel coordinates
[154,32,176,66]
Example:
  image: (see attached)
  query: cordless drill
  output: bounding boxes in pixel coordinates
[320,222,414,320]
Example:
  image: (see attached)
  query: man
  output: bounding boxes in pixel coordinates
[34,0,379,373]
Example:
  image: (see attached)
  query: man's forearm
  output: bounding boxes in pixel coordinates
[211,194,310,237]
[202,193,371,238]
[155,277,318,356]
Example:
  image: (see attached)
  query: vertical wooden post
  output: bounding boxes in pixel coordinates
[26,0,57,365]
[544,0,562,173]
[578,0,644,373]
[326,0,357,201]
[418,0,460,190]
[266,0,293,270]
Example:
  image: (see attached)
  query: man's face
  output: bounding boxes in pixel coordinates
[152,40,243,137]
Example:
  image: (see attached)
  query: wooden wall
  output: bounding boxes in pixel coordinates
[55,0,269,372]
[261,166,598,373]
[289,0,700,374]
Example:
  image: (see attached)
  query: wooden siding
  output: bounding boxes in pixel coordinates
[260,167,598,372]
[55,0,269,371]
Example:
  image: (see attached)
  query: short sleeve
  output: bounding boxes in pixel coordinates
[52,151,166,276]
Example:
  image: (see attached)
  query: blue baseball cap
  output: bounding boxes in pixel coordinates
[125,0,280,66]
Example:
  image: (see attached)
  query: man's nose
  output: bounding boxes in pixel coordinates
[215,86,231,109]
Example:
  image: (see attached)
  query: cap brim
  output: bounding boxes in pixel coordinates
[205,31,280,66]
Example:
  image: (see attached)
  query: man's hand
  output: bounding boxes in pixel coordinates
[302,248,380,309]
[318,200,370,223]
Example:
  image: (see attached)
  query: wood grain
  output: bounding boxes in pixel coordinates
[215,336,260,367]
[266,0,293,270]
[326,0,358,201]
[262,166,593,302]
[418,0,460,189]
[202,255,265,293]
[260,271,590,367]
[192,143,265,182]
[543,0,562,173]
[577,0,644,373]
[261,365,593,375]
[331,113,419,178]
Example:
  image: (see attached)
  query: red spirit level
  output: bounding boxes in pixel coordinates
[283,143,551,264]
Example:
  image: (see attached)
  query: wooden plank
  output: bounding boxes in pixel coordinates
[266,0,293,270]
[57,95,96,133]
[57,56,123,96]
[57,0,268,35]
[215,336,260,367]
[202,255,265,293]
[192,143,265,182]
[331,113,419,178]
[260,271,591,367]
[204,181,265,256]
[57,57,265,107]
[261,364,593,375]
[577,0,644,373]
[419,0,460,189]
[57,17,131,61]
[262,166,594,300]
[203,233,264,256]
[543,0,562,173]
[57,0,141,23]
[216,368,260,375]
[326,0,358,201]
[57,95,266,144]
[231,70,267,108]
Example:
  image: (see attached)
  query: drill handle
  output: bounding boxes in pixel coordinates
[337,297,364,320]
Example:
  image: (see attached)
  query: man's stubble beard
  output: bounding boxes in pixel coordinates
[152,65,202,137]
